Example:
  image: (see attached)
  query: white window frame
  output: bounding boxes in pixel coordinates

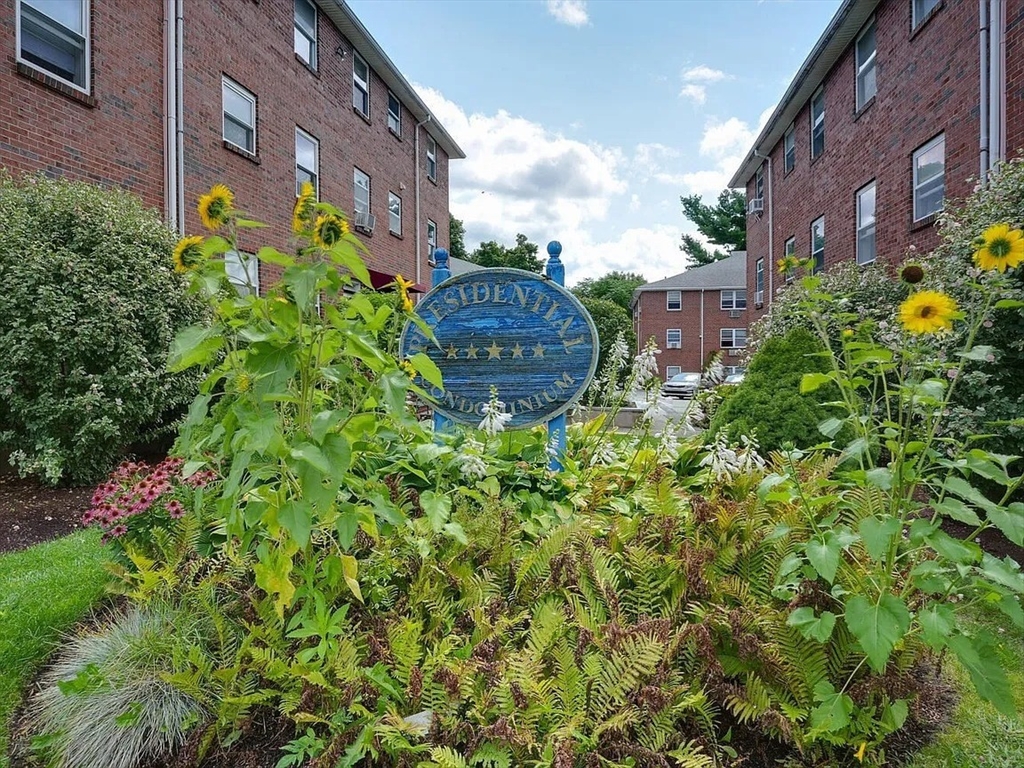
[294,0,317,69]
[721,290,746,311]
[755,164,764,201]
[913,0,941,28]
[226,251,259,296]
[222,76,256,154]
[353,168,370,215]
[426,135,437,182]
[856,182,877,266]
[388,192,402,235]
[353,52,370,117]
[784,124,795,173]
[913,134,945,222]
[856,18,877,110]
[666,329,682,349]
[755,258,764,305]
[666,290,682,311]
[666,365,682,378]
[16,0,90,94]
[295,127,319,197]
[426,219,437,256]
[784,236,796,283]
[387,91,401,136]
[720,328,748,349]
[811,216,825,274]
[810,87,825,160]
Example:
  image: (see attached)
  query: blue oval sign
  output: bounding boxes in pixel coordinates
[399,268,599,429]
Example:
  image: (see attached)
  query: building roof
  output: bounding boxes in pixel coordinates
[728,0,879,188]
[632,251,747,304]
[447,256,483,276]
[324,1,466,160]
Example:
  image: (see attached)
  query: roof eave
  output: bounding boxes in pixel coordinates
[322,1,466,160]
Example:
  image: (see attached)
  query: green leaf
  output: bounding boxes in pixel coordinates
[932,497,982,526]
[282,265,321,313]
[858,516,901,563]
[311,410,343,444]
[961,344,997,361]
[987,502,1024,546]
[409,352,444,391]
[806,532,842,583]
[291,442,331,474]
[817,417,844,438]
[278,500,313,548]
[865,467,893,490]
[844,593,911,672]
[801,372,833,394]
[168,325,223,372]
[917,603,955,650]
[443,521,468,545]
[809,681,854,732]
[944,476,1000,515]
[980,553,1024,594]
[948,631,1016,716]
[995,298,1024,309]
[881,699,909,732]
[420,490,452,533]
[256,246,295,267]
[787,607,837,643]
[328,243,373,287]
[321,433,352,475]
[927,530,982,564]
[340,554,362,602]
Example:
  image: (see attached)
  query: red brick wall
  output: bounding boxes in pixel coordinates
[634,289,748,376]
[1007,0,1024,154]
[0,0,165,210]
[745,0,983,322]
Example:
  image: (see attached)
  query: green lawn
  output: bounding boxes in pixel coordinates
[0,531,109,768]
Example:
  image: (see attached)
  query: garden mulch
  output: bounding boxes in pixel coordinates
[0,469,92,554]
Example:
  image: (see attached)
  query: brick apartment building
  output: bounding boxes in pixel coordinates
[0,0,464,291]
[729,0,1024,321]
[631,252,748,378]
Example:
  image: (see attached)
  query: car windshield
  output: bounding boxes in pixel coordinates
[670,373,699,383]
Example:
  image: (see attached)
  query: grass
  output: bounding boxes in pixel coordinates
[0,531,109,768]
[906,605,1024,768]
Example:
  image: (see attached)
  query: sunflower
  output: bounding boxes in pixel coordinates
[292,181,317,234]
[973,223,1024,272]
[394,273,415,312]
[197,184,234,230]
[900,263,925,284]
[400,359,417,378]
[312,213,350,248]
[777,255,801,275]
[172,235,205,273]
[899,290,959,334]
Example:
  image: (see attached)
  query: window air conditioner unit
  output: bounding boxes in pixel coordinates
[728,348,742,357]
[754,290,764,306]
[355,211,376,234]
[747,198,764,215]
[729,310,742,319]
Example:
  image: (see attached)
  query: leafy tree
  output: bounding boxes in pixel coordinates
[579,297,634,377]
[448,215,467,261]
[467,233,543,272]
[572,271,646,312]
[680,189,746,267]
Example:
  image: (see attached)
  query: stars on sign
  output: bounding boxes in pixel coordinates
[432,340,563,361]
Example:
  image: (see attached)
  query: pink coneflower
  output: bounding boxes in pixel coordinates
[110,524,128,537]
[166,500,185,519]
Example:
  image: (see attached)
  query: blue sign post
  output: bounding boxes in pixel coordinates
[402,244,598,468]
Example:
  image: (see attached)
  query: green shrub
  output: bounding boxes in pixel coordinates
[579,296,635,377]
[709,328,838,450]
[0,173,206,485]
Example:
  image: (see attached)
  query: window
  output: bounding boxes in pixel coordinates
[721,290,747,310]
[426,136,437,181]
[811,216,825,273]
[666,329,682,349]
[857,182,876,265]
[17,0,89,91]
[913,0,941,27]
[755,258,764,304]
[353,53,369,117]
[913,134,945,221]
[755,164,764,201]
[721,329,748,348]
[387,92,401,136]
[666,365,682,378]
[226,251,259,296]
[426,219,437,256]
[856,19,877,109]
[295,128,319,196]
[222,77,256,154]
[784,124,796,173]
[388,192,402,235]
[294,0,317,69]
[810,88,825,159]
[784,236,796,283]
[353,168,370,215]
[666,290,681,311]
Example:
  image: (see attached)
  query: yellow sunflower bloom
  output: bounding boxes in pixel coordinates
[197,184,234,230]
[973,223,1024,272]
[777,255,801,275]
[172,235,205,274]
[292,181,316,234]
[394,273,415,312]
[400,359,417,378]
[312,213,350,248]
[899,290,959,334]
[855,742,867,763]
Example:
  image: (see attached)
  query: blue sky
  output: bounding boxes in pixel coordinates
[349,0,842,285]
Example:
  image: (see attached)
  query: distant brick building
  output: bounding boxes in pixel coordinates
[729,0,1024,321]
[631,253,748,378]
[0,0,464,291]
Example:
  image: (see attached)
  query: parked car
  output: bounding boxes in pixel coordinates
[723,371,746,385]
[662,372,701,399]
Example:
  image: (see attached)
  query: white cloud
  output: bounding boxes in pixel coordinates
[629,194,641,212]
[679,106,777,196]
[561,224,689,285]
[546,0,589,27]
[678,84,706,105]
[681,65,731,83]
